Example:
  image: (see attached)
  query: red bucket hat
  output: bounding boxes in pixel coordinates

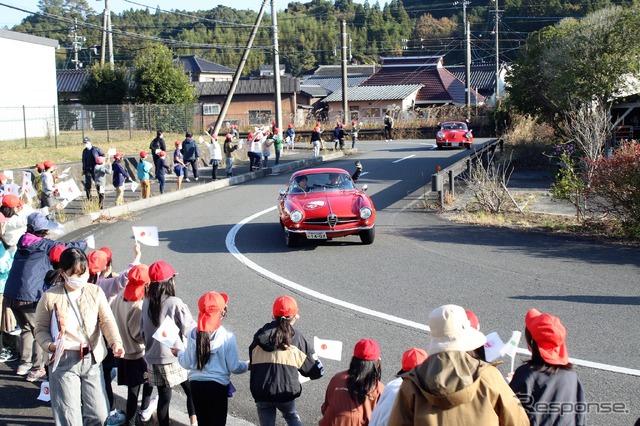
[48,245,67,263]
[140,151,147,158]
[197,292,228,332]
[98,246,113,263]
[88,250,108,275]
[401,347,428,372]
[124,264,150,302]
[272,295,298,318]
[149,261,177,282]
[354,339,380,361]
[2,195,24,208]
[525,308,569,365]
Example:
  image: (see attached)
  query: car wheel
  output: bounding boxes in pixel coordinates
[360,226,375,245]
[284,229,298,247]
[465,143,472,150]
[436,144,443,150]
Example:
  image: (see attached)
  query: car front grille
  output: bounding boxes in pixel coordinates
[304,216,360,227]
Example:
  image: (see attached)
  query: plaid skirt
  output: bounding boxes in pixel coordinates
[0,295,17,333]
[148,361,188,388]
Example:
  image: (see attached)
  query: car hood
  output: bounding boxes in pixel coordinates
[290,191,363,216]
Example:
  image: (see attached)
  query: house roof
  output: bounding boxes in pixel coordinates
[177,55,235,74]
[259,64,286,71]
[0,28,58,48]
[312,65,379,76]
[195,77,300,96]
[323,84,423,103]
[380,56,442,67]
[447,64,497,91]
[361,59,484,105]
[300,84,330,98]
[301,75,370,93]
[57,69,88,93]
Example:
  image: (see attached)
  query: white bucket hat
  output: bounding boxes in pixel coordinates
[428,304,487,355]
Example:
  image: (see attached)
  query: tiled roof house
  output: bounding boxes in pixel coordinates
[177,55,235,82]
[360,56,484,106]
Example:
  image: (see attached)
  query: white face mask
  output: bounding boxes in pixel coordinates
[65,271,89,290]
[84,143,92,149]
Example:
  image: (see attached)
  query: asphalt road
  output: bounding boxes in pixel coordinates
[62,139,640,426]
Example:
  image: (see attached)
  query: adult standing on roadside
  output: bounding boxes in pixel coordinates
[150,130,167,166]
[249,295,324,426]
[223,134,239,178]
[4,212,88,380]
[383,112,393,142]
[181,131,200,182]
[388,304,529,425]
[81,137,106,200]
[34,247,124,426]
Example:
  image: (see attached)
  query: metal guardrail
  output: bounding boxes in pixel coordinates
[431,138,503,207]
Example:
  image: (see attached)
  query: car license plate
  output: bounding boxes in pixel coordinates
[306,231,327,239]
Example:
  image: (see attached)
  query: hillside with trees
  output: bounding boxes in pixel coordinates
[10,0,622,75]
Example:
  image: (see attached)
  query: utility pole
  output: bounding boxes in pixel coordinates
[466,18,471,120]
[341,19,349,126]
[494,0,500,106]
[211,0,268,137]
[271,0,283,132]
[99,0,114,67]
[70,19,84,69]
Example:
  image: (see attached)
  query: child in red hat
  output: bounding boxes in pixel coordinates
[173,291,248,425]
[141,261,197,425]
[249,295,324,425]
[510,309,585,426]
[112,153,130,206]
[319,339,384,426]
[137,151,152,199]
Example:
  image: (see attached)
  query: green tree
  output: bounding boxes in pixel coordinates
[80,65,129,105]
[133,44,196,104]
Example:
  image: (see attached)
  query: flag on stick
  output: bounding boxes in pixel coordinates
[314,336,343,361]
[56,178,82,202]
[132,226,159,246]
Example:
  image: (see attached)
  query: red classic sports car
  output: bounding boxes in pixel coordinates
[278,168,376,247]
[435,121,473,149]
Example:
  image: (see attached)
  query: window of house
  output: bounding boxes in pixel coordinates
[248,110,273,126]
[349,106,360,121]
[203,104,221,115]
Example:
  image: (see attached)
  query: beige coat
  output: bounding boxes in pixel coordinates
[35,283,122,363]
[388,351,529,426]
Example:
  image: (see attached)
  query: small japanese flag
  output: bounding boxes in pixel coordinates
[132,226,159,246]
[22,171,37,199]
[107,148,117,157]
[483,332,505,363]
[314,336,343,361]
[3,183,20,195]
[130,181,139,192]
[85,234,96,249]
[2,170,14,182]
[57,179,82,202]
[152,316,180,348]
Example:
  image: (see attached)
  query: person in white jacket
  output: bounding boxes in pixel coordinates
[368,348,428,426]
[249,130,264,172]
[205,128,223,180]
[173,291,248,426]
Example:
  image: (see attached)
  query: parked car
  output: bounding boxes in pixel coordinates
[435,121,473,149]
[278,168,376,247]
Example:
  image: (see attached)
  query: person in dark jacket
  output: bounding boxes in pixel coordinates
[154,151,170,194]
[249,295,324,426]
[333,122,345,150]
[311,126,322,157]
[509,309,586,426]
[181,131,200,182]
[81,137,106,200]
[3,212,87,378]
[112,153,130,206]
[150,130,167,166]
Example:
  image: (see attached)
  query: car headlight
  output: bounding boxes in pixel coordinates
[359,207,372,219]
[436,131,444,139]
[290,210,303,223]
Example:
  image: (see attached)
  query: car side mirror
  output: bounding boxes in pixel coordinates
[361,184,368,192]
[279,189,286,196]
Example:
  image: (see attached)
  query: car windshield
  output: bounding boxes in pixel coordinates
[290,172,355,193]
[442,122,468,131]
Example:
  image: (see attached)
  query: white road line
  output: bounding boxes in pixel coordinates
[226,207,640,377]
[392,155,416,163]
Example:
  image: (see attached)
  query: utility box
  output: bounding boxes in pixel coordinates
[431,173,442,192]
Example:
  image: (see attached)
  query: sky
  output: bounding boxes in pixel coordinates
[0,0,368,28]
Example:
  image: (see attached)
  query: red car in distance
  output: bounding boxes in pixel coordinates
[436,121,473,150]
[278,168,376,247]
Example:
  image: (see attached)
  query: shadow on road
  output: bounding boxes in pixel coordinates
[511,295,640,306]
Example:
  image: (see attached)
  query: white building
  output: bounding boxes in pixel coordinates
[0,29,59,141]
